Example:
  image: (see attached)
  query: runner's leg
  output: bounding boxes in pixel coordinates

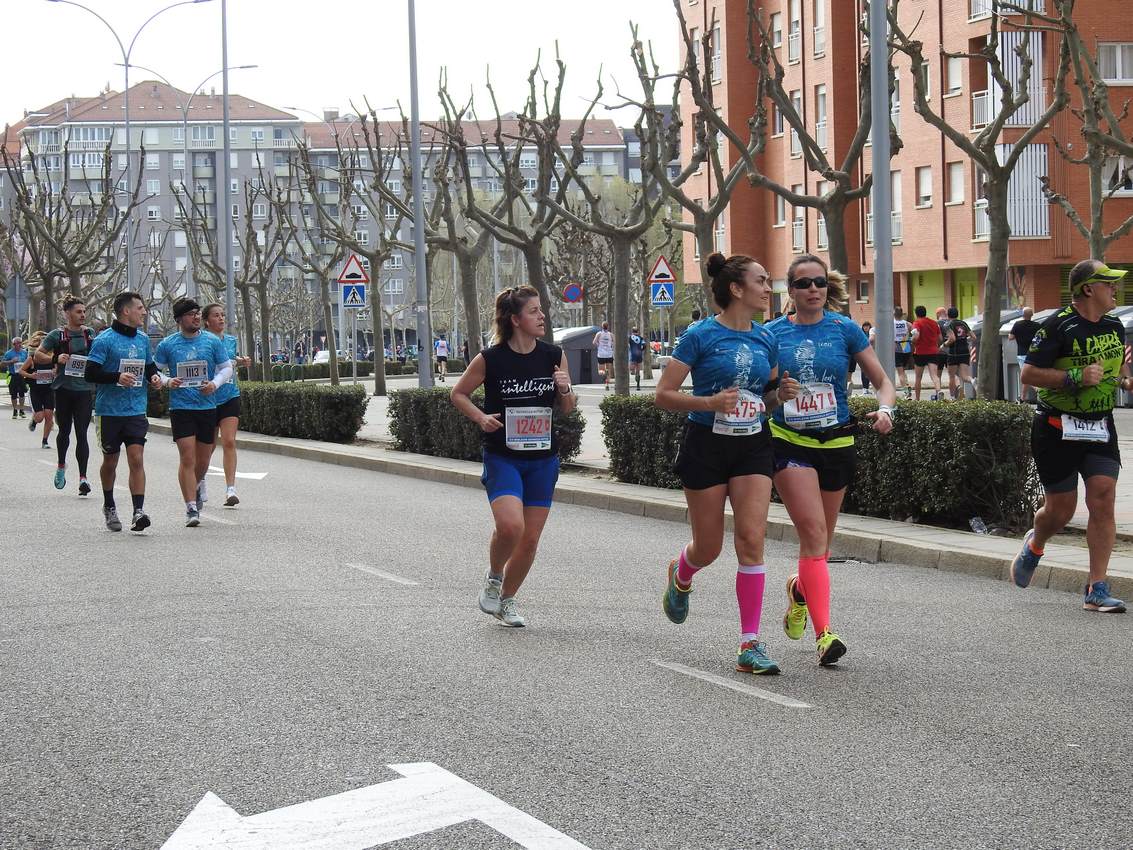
[821,487,848,554]
[728,475,772,639]
[175,437,198,505]
[913,364,924,400]
[499,505,551,599]
[1031,489,1077,551]
[219,416,239,489]
[488,495,525,578]
[55,392,74,469]
[72,394,93,479]
[774,466,832,636]
[1084,474,1117,586]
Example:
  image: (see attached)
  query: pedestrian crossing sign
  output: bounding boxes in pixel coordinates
[651,281,674,307]
[342,283,367,309]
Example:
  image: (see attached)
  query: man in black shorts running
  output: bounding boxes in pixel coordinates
[36,297,97,495]
[1013,260,1131,613]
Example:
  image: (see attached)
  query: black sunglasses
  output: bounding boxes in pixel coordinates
[791,276,828,290]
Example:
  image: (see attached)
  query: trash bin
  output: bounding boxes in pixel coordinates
[969,308,1022,399]
[999,308,1057,403]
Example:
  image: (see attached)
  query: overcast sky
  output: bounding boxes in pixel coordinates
[5,0,680,127]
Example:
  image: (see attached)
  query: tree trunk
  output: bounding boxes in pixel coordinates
[43,277,57,330]
[458,254,484,357]
[640,280,653,381]
[69,269,82,298]
[611,235,632,396]
[823,202,851,281]
[371,305,387,396]
[978,182,1011,401]
[320,278,339,386]
[240,288,259,380]
[695,224,716,312]
[1088,150,1106,260]
[522,243,555,344]
[257,285,271,385]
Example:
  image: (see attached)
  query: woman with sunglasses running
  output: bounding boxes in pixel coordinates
[656,253,800,675]
[451,286,575,628]
[767,255,896,666]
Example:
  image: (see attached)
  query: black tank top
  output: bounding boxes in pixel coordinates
[481,339,563,459]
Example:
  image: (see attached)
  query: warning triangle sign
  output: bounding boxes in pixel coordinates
[337,253,370,284]
[343,286,365,307]
[648,255,675,284]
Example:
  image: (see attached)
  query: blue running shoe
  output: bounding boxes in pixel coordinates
[53,466,66,490]
[735,639,780,674]
[662,558,691,624]
[1012,529,1042,588]
[1084,581,1126,613]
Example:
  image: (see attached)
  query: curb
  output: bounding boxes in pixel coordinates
[147,420,1132,602]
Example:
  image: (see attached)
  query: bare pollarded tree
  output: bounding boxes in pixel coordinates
[889,0,1071,398]
[1,131,142,320]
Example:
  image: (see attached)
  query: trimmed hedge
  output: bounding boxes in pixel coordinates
[600,394,1040,531]
[149,381,367,442]
[389,387,584,463]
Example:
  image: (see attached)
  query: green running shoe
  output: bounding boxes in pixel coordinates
[53,466,66,490]
[662,558,691,624]
[783,575,808,640]
[816,629,847,667]
[735,639,780,675]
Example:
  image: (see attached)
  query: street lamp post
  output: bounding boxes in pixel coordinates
[116,63,257,298]
[869,0,895,379]
[407,0,433,389]
[46,0,213,294]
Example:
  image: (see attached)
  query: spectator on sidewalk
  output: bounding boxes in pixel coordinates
[1010,307,1040,402]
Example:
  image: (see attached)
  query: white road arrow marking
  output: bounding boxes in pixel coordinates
[161,761,592,849]
[206,465,267,480]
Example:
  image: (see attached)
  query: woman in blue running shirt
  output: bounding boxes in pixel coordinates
[767,255,896,668]
[655,252,801,675]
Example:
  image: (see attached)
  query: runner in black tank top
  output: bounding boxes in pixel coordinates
[450,286,576,628]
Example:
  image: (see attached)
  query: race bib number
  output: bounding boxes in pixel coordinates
[1061,415,1109,443]
[120,358,145,380]
[176,359,208,388]
[64,355,88,378]
[505,405,553,451]
[713,389,764,436]
[783,382,839,430]
[34,369,55,385]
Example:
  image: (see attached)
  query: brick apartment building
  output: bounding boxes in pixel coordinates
[678,0,1133,322]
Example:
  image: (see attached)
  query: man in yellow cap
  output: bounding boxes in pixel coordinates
[1013,259,1131,613]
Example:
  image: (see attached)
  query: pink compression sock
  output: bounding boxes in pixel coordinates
[798,554,832,635]
[675,545,702,588]
[736,564,766,641]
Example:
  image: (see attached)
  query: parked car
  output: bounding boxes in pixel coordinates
[312,349,346,365]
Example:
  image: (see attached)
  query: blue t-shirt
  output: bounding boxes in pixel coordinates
[210,332,241,404]
[87,327,154,417]
[766,312,869,430]
[155,331,230,411]
[3,348,28,374]
[671,315,778,428]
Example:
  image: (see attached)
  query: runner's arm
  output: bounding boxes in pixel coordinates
[84,360,121,384]
[33,336,58,365]
[856,346,897,411]
[210,359,233,389]
[655,359,734,413]
[553,354,575,414]
[450,354,499,431]
[18,355,36,377]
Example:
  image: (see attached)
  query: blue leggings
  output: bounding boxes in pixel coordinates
[481,451,560,508]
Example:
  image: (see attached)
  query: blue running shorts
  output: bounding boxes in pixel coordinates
[481,450,560,508]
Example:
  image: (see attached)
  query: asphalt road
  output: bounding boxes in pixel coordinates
[1,417,1131,849]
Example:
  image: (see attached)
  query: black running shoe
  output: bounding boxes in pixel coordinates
[130,510,151,532]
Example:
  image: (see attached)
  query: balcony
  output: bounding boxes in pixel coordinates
[791,218,805,251]
[974,201,990,240]
[190,138,217,149]
[787,31,800,63]
[319,191,340,203]
[817,215,828,250]
[972,90,991,129]
[970,0,993,18]
[865,211,903,245]
[815,120,828,151]
[813,25,826,56]
[193,165,214,178]
[71,139,111,152]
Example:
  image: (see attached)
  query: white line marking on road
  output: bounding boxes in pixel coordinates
[207,465,267,480]
[345,563,419,586]
[200,512,237,525]
[161,761,593,849]
[650,660,813,709]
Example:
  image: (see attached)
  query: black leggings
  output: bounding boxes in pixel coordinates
[54,389,94,475]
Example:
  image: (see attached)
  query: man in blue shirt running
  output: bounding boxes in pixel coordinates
[2,337,29,419]
[84,292,161,533]
[154,298,232,527]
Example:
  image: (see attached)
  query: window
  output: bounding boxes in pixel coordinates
[582,152,595,167]
[145,179,159,197]
[946,57,963,95]
[519,153,537,169]
[815,84,828,150]
[232,255,241,271]
[788,0,801,63]
[1104,156,1133,194]
[175,256,187,272]
[813,0,826,56]
[230,152,239,170]
[917,63,931,99]
[253,202,267,219]
[147,205,161,221]
[117,154,128,170]
[229,127,238,142]
[1099,43,1133,84]
[192,126,215,143]
[711,24,722,82]
[789,90,803,156]
[231,204,241,220]
[231,179,240,195]
[251,127,264,143]
[772,104,784,137]
[383,278,404,295]
[946,161,965,204]
[172,153,185,171]
[384,255,404,269]
[915,166,933,207]
[145,153,159,170]
[351,203,369,220]
[389,179,402,194]
[172,126,184,143]
[143,128,158,146]
[149,231,162,248]
[856,279,869,303]
[524,177,537,193]
[689,27,699,72]
[774,195,786,226]
[353,229,369,246]
[174,231,187,248]
[770,12,783,48]
[384,202,397,220]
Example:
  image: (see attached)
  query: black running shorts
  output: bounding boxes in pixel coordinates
[215,396,241,423]
[97,414,148,454]
[1031,412,1120,493]
[673,421,775,490]
[170,408,218,443]
[771,438,858,493]
[29,383,55,412]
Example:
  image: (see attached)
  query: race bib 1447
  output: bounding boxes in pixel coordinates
[782,382,838,430]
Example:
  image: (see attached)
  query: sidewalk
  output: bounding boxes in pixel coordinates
[343,375,1133,538]
[144,416,1133,601]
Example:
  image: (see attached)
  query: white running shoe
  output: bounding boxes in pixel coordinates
[478,574,502,615]
[495,596,526,628]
